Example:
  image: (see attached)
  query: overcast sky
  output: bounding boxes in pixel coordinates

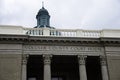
[0,0,120,29]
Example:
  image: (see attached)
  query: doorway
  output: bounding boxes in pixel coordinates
[27,55,43,80]
[51,55,79,80]
[86,56,102,80]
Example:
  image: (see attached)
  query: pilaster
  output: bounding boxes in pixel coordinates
[22,54,29,80]
[100,56,109,80]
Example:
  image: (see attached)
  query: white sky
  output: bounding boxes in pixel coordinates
[0,0,120,29]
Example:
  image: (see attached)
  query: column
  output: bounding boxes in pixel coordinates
[22,54,29,80]
[78,55,87,80]
[43,54,52,80]
[100,56,109,80]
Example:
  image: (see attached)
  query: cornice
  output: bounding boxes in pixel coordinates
[0,34,120,45]
[29,36,100,42]
[100,37,120,46]
[0,34,28,40]
[100,37,120,42]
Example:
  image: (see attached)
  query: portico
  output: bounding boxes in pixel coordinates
[22,54,109,80]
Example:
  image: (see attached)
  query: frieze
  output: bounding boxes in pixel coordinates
[23,45,103,52]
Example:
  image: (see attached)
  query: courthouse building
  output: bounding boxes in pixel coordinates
[0,5,120,80]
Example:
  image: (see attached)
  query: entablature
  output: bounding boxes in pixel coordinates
[0,34,120,45]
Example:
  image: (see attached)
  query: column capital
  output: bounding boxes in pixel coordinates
[78,55,87,65]
[100,56,107,66]
[22,54,29,65]
[43,54,52,65]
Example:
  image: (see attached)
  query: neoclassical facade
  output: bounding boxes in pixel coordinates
[0,5,120,80]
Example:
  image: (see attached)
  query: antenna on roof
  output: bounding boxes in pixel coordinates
[42,1,44,8]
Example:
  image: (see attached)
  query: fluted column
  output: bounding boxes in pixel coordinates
[100,56,109,80]
[43,54,52,80]
[22,54,29,80]
[78,55,87,80]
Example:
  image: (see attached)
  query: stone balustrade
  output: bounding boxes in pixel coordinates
[24,28,102,37]
[0,25,120,38]
[24,28,120,38]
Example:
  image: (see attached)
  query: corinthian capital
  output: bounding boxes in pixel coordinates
[78,55,87,65]
[22,54,29,65]
[43,54,52,65]
[100,56,107,66]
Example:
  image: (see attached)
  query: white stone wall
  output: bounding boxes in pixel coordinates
[0,25,25,34]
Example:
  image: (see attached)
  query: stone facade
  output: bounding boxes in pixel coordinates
[1,4,120,80]
[0,33,120,80]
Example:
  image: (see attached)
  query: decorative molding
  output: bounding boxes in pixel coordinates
[105,47,120,52]
[22,54,29,65]
[78,55,87,65]
[100,56,107,66]
[43,54,52,65]
[23,45,103,52]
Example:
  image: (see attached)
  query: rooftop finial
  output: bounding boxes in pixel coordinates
[42,1,44,8]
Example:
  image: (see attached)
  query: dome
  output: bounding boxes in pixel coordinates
[35,5,52,28]
[36,7,49,18]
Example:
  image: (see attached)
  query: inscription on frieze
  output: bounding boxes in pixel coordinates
[23,45,103,52]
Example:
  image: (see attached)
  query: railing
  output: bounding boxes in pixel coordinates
[24,28,102,37]
[1,25,120,37]
[82,30,101,37]
[50,29,77,37]
[24,28,43,36]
